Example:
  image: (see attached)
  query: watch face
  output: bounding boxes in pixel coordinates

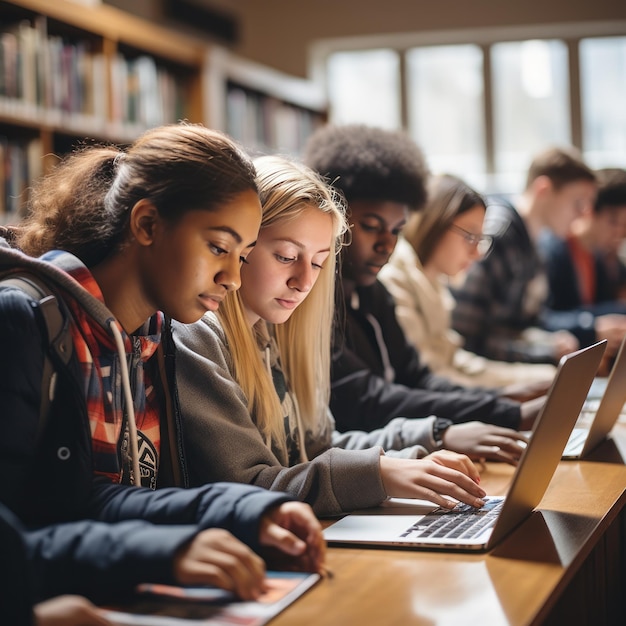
[433,418,453,447]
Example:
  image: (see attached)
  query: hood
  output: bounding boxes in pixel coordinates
[0,238,116,333]
[0,238,142,486]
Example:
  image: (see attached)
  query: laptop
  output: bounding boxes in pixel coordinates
[562,335,626,459]
[323,340,606,552]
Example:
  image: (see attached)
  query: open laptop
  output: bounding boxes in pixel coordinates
[562,336,626,459]
[323,340,606,552]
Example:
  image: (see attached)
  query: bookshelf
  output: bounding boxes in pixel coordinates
[0,0,328,223]
[204,46,327,157]
[0,0,206,222]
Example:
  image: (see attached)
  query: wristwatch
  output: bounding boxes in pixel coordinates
[432,417,454,448]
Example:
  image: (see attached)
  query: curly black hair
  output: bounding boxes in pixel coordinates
[302,124,429,212]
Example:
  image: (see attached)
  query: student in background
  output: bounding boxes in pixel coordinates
[302,124,545,440]
[379,173,556,389]
[452,146,626,365]
[539,167,626,317]
[172,155,526,518]
[0,124,324,606]
[597,169,626,303]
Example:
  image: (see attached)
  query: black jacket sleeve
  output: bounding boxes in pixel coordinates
[330,344,521,431]
[0,503,34,625]
[331,283,521,431]
[86,480,291,553]
[538,231,622,346]
[0,286,49,516]
[0,280,293,604]
[23,518,199,604]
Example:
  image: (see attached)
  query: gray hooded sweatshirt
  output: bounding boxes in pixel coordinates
[173,313,441,517]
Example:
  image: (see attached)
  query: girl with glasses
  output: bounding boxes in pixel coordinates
[379,173,556,392]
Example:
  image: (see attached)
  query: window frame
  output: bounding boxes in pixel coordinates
[309,20,626,192]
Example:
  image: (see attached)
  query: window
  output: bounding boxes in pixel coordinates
[319,23,626,195]
[491,39,570,192]
[406,44,485,190]
[326,49,400,129]
[580,36,626,169]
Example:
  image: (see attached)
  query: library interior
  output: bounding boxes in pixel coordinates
[1,0,626,624]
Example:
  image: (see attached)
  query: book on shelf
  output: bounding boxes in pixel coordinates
[109,52,187,134]
[0,134,42,223]
[0,16,105,124]
[225,83,324,155]
[101,570,320,626]
[0,15,187,134]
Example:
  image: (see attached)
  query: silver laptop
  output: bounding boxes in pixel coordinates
[323,341,606,552]
[562,335,626,459]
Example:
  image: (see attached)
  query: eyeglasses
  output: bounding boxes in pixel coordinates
[448,224,493,256]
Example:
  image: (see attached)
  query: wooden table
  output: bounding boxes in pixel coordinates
[273,423,626,626]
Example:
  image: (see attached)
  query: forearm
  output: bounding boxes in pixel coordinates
[188,427,388,516]
[541,308,596,345]
[267,447,387,516]
[331,416,434,456]
[492,334,558,364]
[24,519,199,604]
[87,480,290,551]
[331,372,520,431]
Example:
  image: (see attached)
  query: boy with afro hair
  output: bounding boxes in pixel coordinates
[303,124,546,446]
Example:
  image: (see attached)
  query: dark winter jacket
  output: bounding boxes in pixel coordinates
[0,502,34,625]
[331,281,521,432]
[0,240,291,604]
[538,229,626,316]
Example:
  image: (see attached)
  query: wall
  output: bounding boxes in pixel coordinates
[106,0,626,78]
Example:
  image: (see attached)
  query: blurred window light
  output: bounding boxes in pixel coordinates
[580,36,626,169]
[326,49,401,129]
[521,40,553,98]
[406,44,486,191]
[322,30,625,196]
[491,39,570,193]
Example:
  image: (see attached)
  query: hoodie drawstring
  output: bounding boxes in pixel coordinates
[263,343,309,462]
[291,393,309,463]
[263,347,274,450]
[109,320,142,487]
[351,291,395,383]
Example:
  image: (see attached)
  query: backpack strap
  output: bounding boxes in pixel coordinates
[0,274,73,439]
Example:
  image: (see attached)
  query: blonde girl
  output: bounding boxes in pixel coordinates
[174,156,489,517]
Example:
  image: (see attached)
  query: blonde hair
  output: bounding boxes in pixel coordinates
[218,155,348,447]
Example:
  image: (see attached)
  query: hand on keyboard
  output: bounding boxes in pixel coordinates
[379,452,486,511]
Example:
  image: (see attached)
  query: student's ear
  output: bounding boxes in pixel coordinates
[530,175,553,198]
[129,199,160,246]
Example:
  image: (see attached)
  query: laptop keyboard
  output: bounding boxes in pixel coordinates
[580,398,600,416]
[563,427,588,457]
[399,498,504,540]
